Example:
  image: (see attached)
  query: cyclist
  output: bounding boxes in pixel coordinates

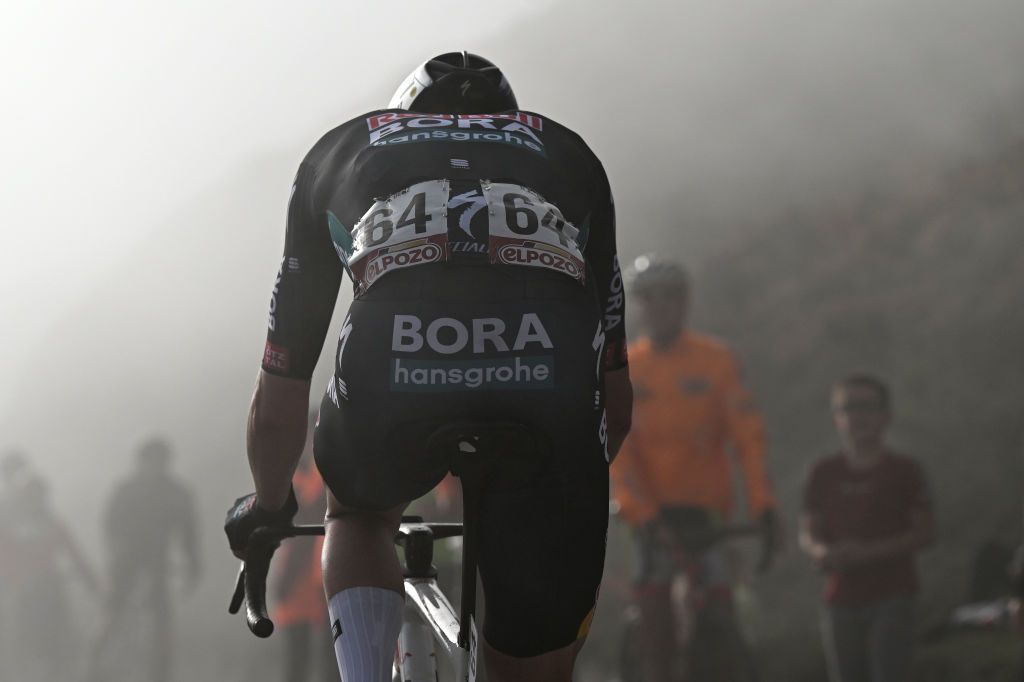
[610,254,782,681]
[89,437,201,682]
[225,52,632,682]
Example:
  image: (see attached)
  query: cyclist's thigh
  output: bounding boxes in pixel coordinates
[313,272,458,510]
[470,276,607,658]
[478,458,608,657]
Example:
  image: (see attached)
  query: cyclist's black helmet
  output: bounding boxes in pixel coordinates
[389,51,518,114]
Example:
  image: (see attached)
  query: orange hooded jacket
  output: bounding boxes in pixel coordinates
[611,331,775,525]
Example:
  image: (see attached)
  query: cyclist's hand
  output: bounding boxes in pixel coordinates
[224,489,298,559]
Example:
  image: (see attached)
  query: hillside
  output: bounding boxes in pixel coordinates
[692,140,1024,678]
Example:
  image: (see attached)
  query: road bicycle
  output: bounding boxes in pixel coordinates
[229,420,541,682]
[618,507,773,682]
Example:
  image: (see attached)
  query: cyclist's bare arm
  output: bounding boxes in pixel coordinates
[247,371,311,511]
[246,154,343,514]
[605,365,633,463]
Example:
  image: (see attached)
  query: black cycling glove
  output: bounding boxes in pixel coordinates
[224,489,298,556]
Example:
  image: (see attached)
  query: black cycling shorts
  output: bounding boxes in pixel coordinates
[314,264,609,657]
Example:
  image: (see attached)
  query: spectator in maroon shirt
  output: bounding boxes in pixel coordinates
[799,373,934,682]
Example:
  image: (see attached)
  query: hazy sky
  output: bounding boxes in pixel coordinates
[3,0,1023,423]
[1,0,561,381]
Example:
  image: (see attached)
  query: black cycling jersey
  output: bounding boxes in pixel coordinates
[259,109,623,657]
[261,109,626,381]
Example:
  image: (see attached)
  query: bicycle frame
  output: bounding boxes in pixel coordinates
[398,575,476,682]
[618,520,766,682]
[230,519,478,682]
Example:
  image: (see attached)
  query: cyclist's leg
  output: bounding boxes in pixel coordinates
[477,467,608,682]
[689,548,754,681]
[635,583,674,681]
[322,493,405,594]
[631,526,675,682]
[690,592,746,682]
[472,280,607,682]
[313,284,452,681]
[322,491,406,682]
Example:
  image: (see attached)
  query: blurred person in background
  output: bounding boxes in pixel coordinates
[271,416,338,682]
[610,254,782,681]
[0,450,100,682]
[799,373,934,682]
[89,436,201,682]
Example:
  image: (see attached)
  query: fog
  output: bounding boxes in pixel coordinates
[2,0,1023,679]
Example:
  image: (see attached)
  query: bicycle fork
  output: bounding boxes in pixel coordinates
[397,611,439,682]
[395,609,475,682]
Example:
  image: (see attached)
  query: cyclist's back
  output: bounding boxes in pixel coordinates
[226,52,633,682]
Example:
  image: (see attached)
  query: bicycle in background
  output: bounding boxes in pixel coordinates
[618,506,774,682]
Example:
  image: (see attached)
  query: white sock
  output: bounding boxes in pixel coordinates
[328,586,405,682]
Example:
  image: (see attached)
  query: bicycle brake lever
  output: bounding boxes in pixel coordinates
[228,562,246,614]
